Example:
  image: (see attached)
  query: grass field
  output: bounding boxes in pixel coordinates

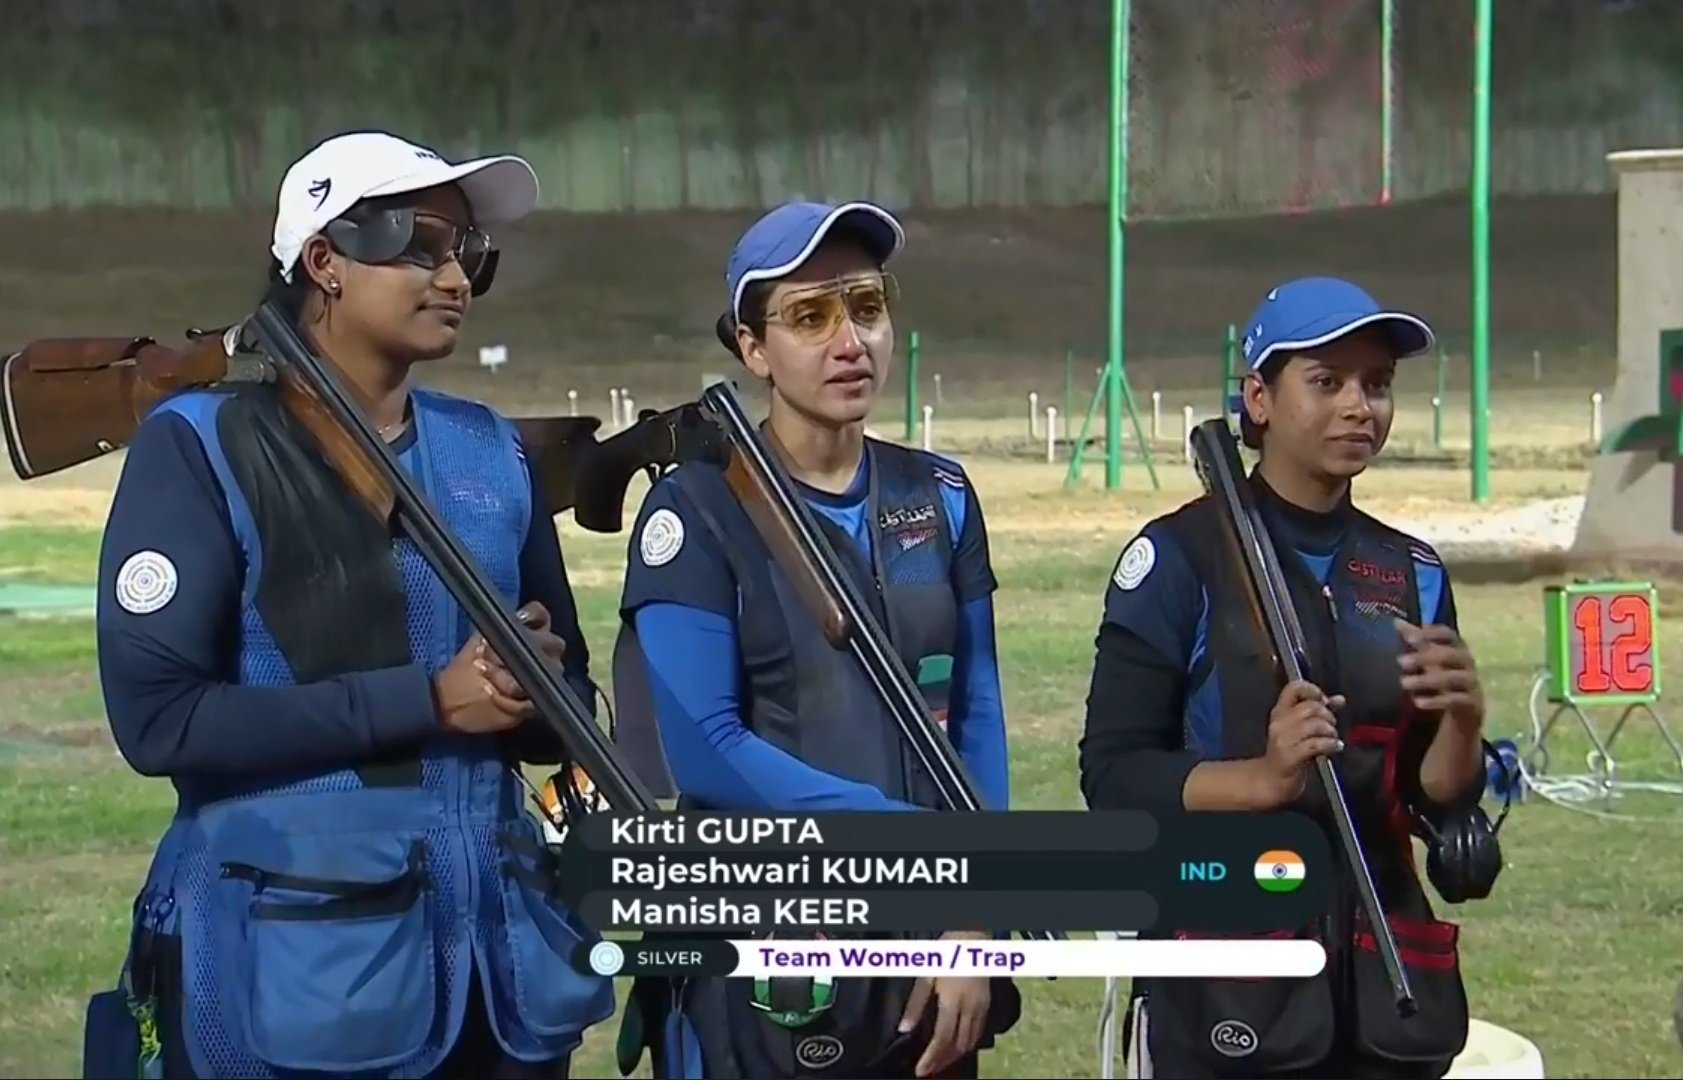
[4,447,1683,1079]
[1,189,1679,1077]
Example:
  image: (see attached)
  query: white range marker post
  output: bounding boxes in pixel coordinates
[1046,407,1058,463]
[568,389,578,417]
[1029,391,1040,438]
[610,388,621,430]
[478,343,508,376]
[922,405,934,451]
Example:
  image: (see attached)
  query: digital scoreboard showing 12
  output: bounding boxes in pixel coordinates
[1543,581,1662,706]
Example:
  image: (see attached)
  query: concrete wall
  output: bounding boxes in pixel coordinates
[1572,148,1683,562]
[0,0,1679,215]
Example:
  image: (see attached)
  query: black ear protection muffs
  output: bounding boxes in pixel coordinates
[1410,739,1514,904]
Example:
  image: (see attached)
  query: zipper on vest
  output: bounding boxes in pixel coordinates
[1321,583,1338,622]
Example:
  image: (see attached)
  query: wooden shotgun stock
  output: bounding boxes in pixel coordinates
[0,325,703,539]
[1,333,234,481]
[0,328,396,521]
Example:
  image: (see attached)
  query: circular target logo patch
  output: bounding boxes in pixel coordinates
[115,550,178,615]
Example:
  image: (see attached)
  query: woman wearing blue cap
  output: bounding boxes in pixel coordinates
[1078,277,1499,1078]
[82,131,614,1079]
[611,200,1018,1078]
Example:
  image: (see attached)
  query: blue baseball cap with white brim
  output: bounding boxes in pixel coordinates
[1226,276,1436,415]
[726,200,906,320]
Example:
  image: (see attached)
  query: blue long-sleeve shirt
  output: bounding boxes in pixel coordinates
[620,451,1010,813]
[95,402,595,780]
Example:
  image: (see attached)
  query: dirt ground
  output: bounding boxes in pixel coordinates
[0,191,1618,406]
[0,192,1617,531]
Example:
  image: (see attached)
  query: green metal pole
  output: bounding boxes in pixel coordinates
[904,330,921,441]
[1470,0,1492,503]
[1380,0,1394,205]
[1105,0,1130,490]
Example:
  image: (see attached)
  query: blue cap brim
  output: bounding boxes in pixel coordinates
[731,202,904,318]
[1231,310,1434,416]
[1254,310,1435,372]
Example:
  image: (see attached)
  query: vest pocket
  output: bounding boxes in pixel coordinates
[718,942,917,1078]
[1142,926,1335,1075]
[210,834,435,1073]
[1350,911,1469,1069]
[491,820,612,1042]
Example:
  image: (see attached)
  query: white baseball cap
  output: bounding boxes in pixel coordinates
[271,130,540,281]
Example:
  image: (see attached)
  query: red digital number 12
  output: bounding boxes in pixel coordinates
[1574,594,1653,694]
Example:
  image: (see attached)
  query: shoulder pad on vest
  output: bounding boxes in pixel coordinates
[1352,508,1443,567]
[657,459,727,499]
[148,384,240,415]
[1149,493,1217,542]
[873,439,968,492]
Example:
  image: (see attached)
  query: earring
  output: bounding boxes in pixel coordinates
[327,279,341,296]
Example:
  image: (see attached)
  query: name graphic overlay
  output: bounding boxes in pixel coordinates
[558,811,1331,978]
[576,936,1328,981]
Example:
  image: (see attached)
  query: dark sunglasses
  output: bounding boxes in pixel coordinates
[324,204,501,297]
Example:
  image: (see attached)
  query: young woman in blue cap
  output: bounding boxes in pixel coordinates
[611,200,1018,1079]
[84,130,614,1079]
[1079,277,1499,1078]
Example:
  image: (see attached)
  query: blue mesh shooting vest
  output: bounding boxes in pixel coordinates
[611,440,1022,1079]
[614,439,965,810]
[123,386,614,1078]
[1134,490,1470,1076]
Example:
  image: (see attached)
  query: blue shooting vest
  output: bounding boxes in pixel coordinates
[612,440,1019,1079]
[617,438,965,810]
[124,386,614,1078]
[1134,484,1470,1077]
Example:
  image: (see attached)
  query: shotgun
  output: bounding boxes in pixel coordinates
[1187,417,1414,1016]
[0,329,707,538]
[1,313,658,816]
[1,331,264,483]
[239,302,658,814]
[694,380,1063,943]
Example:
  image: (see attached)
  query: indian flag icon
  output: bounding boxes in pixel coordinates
[1254,850,1305,893]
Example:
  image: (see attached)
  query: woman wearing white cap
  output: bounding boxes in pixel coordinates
[1080,277,1501,1078]
[84,131,613,1079]
[610,201,1019,1078]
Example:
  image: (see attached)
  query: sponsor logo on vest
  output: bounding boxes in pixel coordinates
[898,526,936,551]
[794,1033,845,1070]
[880,503,936,531]
[1346,558,1406,586]
[1209,1018,1258,1058]
[1346,556,1410,622]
